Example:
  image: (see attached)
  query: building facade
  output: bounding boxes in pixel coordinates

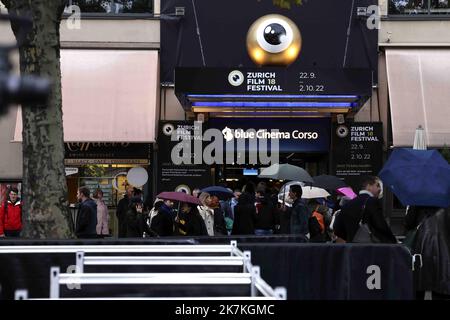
[0,0,449,235]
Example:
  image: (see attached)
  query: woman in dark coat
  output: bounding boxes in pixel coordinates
[175,202,208,236]
[254,191,276,235]
[406,206,450,299]
[149,202,174,237]
[125,196,145,238]
[232,192,256,235]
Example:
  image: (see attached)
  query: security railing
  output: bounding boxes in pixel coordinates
[11,241,287,300]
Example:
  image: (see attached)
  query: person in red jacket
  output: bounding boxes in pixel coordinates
[0,187,22,238]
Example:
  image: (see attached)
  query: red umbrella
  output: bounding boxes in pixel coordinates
[156,192,201,205]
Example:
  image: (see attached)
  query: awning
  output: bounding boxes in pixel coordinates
[386,49,450,147]
[14,49,159,142]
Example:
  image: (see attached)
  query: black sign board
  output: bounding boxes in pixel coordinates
[157,121,212,194]
[162,0,378,83]
[331,122,383,191]
[175,67,372,97]
[64,143,151,165]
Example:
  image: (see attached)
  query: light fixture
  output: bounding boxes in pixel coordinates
[192,101,357,108]
[187,94,359,100]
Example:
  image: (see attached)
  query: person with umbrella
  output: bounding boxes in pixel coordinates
[159,199,175,221]
[143,198,173,237]
[333,176,396,243]
[155,191,204,236]
[174,202,208,237]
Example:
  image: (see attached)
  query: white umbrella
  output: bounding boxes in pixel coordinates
[413,125,427,150]
[301,186,330,199]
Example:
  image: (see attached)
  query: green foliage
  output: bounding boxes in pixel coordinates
[440,144,450,163]
[83,165,107,177]
[273,0,303,9]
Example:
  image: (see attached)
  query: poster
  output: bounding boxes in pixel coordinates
[331,122,383,191]
[157,121,212,194]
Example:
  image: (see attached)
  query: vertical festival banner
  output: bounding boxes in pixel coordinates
[331,122,383,191]
[157,121,212,194]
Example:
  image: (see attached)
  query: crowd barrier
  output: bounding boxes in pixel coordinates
[0,236,416,299]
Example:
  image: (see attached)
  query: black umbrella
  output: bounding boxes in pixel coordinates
[313,175,347,191]
[200,186,234,200]
[258,163,314,183]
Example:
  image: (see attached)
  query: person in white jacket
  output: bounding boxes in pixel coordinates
[197,192,215,236]
[93,189,109,236]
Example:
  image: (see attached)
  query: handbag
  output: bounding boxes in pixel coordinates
[352,198,381,243]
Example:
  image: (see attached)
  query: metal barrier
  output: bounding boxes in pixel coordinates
[0,244,235,254]
[12,241,287,300]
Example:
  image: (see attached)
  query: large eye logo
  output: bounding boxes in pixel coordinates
[247,14,302,66]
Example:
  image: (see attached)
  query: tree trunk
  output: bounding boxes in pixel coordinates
[3,0,73,238]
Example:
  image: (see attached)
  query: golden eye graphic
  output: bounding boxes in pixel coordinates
[246,14,302,66]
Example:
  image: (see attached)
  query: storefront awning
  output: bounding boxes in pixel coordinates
[14,49,159,143]
[386,49,450,147]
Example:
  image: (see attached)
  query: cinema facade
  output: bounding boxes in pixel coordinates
[0,0,449,236]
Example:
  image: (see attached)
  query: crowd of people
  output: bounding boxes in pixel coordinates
[1,178,449,298]
[0,177,446,247]
[77,175,404,243]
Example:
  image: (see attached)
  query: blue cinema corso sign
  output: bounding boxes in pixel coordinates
[209,118,331,153]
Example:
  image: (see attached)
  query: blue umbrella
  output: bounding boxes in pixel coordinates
[378,148,450,208]
[200,186,234,200]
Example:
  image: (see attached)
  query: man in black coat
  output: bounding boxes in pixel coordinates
[333,176,397,243]
[289,185,311,236]
[232,192,256,235]
[409,206,450,298]
[254,190,276,235]
[116,186,134,238]
[75,187,97,238]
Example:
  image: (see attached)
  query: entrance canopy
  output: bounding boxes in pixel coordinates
[386,49,450,147]
[14,49,159,143]
[175,67,372,117]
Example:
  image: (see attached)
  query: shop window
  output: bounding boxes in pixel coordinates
[65,0,153,15]
[67,164,149,207]
[389,0,450,15]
